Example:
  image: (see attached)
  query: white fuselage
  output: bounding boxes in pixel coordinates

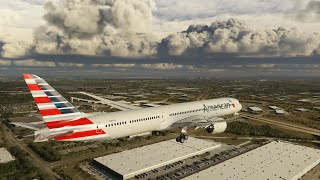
[67,97,242,141]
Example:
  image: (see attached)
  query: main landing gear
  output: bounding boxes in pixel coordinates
[176,126,188,143]
[176,133,188,143]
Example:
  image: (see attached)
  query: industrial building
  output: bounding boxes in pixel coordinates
[0,148,15,164]
[268,105,282,110]
[296,108,310,112]
[275,109,286,114]
[184,141,320,180]
[248,106,263,112]
[93,137,221,180]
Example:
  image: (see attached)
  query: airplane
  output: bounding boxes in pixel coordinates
[11,74,242,143]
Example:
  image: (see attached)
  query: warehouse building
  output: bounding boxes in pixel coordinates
[248,106,263,113]
[275,109,286,114]
[0,148,15,164]
[93,137,221,180]
[268,105,282,110]
[184,141,320,180]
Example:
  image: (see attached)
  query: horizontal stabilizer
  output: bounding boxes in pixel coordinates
[34,130,74,142]
[10,122,42,130]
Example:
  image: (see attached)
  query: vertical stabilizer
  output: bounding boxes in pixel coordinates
[22,74,83,128]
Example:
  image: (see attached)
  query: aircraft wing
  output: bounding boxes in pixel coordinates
[80,92,142,111]
[170,113,239,129]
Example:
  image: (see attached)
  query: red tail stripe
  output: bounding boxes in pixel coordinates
[46,118,94,129]
[23,74,32,79]
[28,84,42,91]
[40,109,61,116]
[34,97,52,104]
[54,129,105,141]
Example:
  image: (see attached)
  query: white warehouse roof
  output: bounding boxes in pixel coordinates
[268,105,282,110]
[249,107,263,112]
[184,141,320,180]
[94,137,221,179]
[275,109,286,114]
[0,148,15,164]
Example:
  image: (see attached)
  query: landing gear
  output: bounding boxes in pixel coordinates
[176,133,188,143]
[206,125,214,133]
[176,126,189,143]
[152,131,161,136]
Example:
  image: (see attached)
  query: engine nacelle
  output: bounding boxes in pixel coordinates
[206,122,227,134]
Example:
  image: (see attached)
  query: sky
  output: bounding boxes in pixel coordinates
[0,0,319,78]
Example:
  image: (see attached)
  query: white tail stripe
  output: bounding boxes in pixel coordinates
[25,79,36,84]
[47,95,62,98]
[58,107,76,110]
[36,101,69,107]
[37,103,57,110]
[37,104,76,110]
[43,112,82,122]
[31,91,47,97]
[43,90,55,92]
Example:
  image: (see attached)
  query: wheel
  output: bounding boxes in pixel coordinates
[180,134,188,140]
[180,138,185,143]
[176,136,181,142]
[184,134,189,140]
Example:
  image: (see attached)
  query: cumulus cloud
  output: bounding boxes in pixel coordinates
[57,62,84,67]
[91,63,192,70]
[0,59,12,66]
[92,63,136,68]
[13,59,56,67]
[141,63,185,70]
[155,0,295,21]
[1,0,320,60]
[296,1,320,22]
[1,41,31,58]
[159,18,320,57]
[30,0,158,57]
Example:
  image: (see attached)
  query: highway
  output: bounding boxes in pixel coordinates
[1,124,61,179]
[241,114,320,136]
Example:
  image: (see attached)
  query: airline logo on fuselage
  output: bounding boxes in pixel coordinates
[203,101,234,113]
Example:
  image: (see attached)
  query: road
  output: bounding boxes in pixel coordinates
[241,114,320,136]
[1,124,61,179]
[197,89,211,101]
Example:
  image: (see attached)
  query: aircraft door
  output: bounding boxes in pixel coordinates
[96,125,103,134]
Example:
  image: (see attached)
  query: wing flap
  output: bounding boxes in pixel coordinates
[170,115,224,128]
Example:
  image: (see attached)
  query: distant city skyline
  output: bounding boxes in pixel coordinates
[0,0,320,78]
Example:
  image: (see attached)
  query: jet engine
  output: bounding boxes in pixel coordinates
[206,122,227,134]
